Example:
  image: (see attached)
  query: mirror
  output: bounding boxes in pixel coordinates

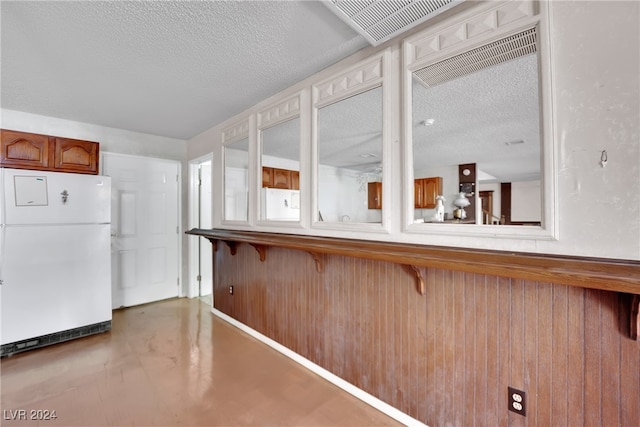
[223,137,249,222]
[317,86,383,224]
[260,117,300,221]
[412,30,542,226]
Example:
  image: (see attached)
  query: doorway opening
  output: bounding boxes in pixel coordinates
[189,155,213,301]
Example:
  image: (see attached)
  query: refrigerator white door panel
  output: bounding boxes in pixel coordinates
[0,224,112,345]
[264,188,299,221]
[1,168,111,226]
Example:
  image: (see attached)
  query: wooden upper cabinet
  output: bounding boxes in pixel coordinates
[414,177,443,209]
[291,170,300,190]
[1,129,99,175]
[368,182,382,209]
[262,166,274,187]
[0,130,51,170]
[262,166,299,190]
[414,179,424,208]
[53,137,99,174]
[272,168,291,189]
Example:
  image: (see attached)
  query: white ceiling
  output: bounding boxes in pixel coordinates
[1,1,368,140]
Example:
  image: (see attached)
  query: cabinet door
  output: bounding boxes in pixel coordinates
[0,130,51,170]
[291,170,300,190]
[262,167,274,187]
[414,177,442,208]
[423,177,442,209]
[414,179,424,208]
[53,137,99,174]
[272,168,291,189]
[368,182,382,209]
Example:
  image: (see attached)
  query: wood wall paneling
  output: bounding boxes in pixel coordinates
[210,243,640,426]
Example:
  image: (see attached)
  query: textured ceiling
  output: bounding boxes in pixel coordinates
[1,1,368,140]
[260,54,541,182]
[412,53,541,182]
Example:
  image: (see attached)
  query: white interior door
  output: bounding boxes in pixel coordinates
[198,161,213,296]
[103,153,180,308]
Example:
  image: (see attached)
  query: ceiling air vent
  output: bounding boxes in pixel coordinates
[414,27,538,87]
[325,0,464,46]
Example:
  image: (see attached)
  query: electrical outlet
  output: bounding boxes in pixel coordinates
[508,387,526,416]
[229,285,234,295]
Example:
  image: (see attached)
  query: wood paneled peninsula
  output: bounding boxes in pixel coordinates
[188,228,640,425]
[188,228,640,341]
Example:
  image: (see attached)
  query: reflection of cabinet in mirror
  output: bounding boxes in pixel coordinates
[262,166,299,190]
[368,182,382,209]
[406,2,549,231]
[480,190,495,224]
[414,177,442,209]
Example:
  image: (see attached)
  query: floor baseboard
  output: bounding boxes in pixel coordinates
[212,308,427,427]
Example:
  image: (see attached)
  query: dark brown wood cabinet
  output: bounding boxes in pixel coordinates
[1,129,99,175]
[262,166,299,190]
[272,168,292,189]
[262,166,274,187]
[290,170,299,190]
[53,137,99,174]
[0,130,51,170]
[368,182,382,209]
[414,176,442,209]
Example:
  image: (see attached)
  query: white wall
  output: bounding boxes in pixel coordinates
[262,155,299,171]
[1,109,186,160]
[318,164,380,223]
[548,1,639,259]
[225,167,248,221]
[511,181,541,223]
[188,1,638,260]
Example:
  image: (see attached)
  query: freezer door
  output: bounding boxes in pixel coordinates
[1,168,110,225]
[264,188,300,221]
[0,223,112,345]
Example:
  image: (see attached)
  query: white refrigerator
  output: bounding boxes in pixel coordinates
[262,188,300,221]
[0,168,112,356]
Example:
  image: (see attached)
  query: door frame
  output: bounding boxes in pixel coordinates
[188,153,213,299]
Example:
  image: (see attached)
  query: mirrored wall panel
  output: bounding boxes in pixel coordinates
[411,28,542,226]
[317,86,383,224]
[224,137,249,222]
[260,117,300,221]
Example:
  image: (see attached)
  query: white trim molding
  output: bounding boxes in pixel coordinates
[212,307,429,427]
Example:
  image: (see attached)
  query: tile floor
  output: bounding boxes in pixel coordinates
[1,297,402,426]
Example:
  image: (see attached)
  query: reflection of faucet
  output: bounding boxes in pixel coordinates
[341,215,350,222]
